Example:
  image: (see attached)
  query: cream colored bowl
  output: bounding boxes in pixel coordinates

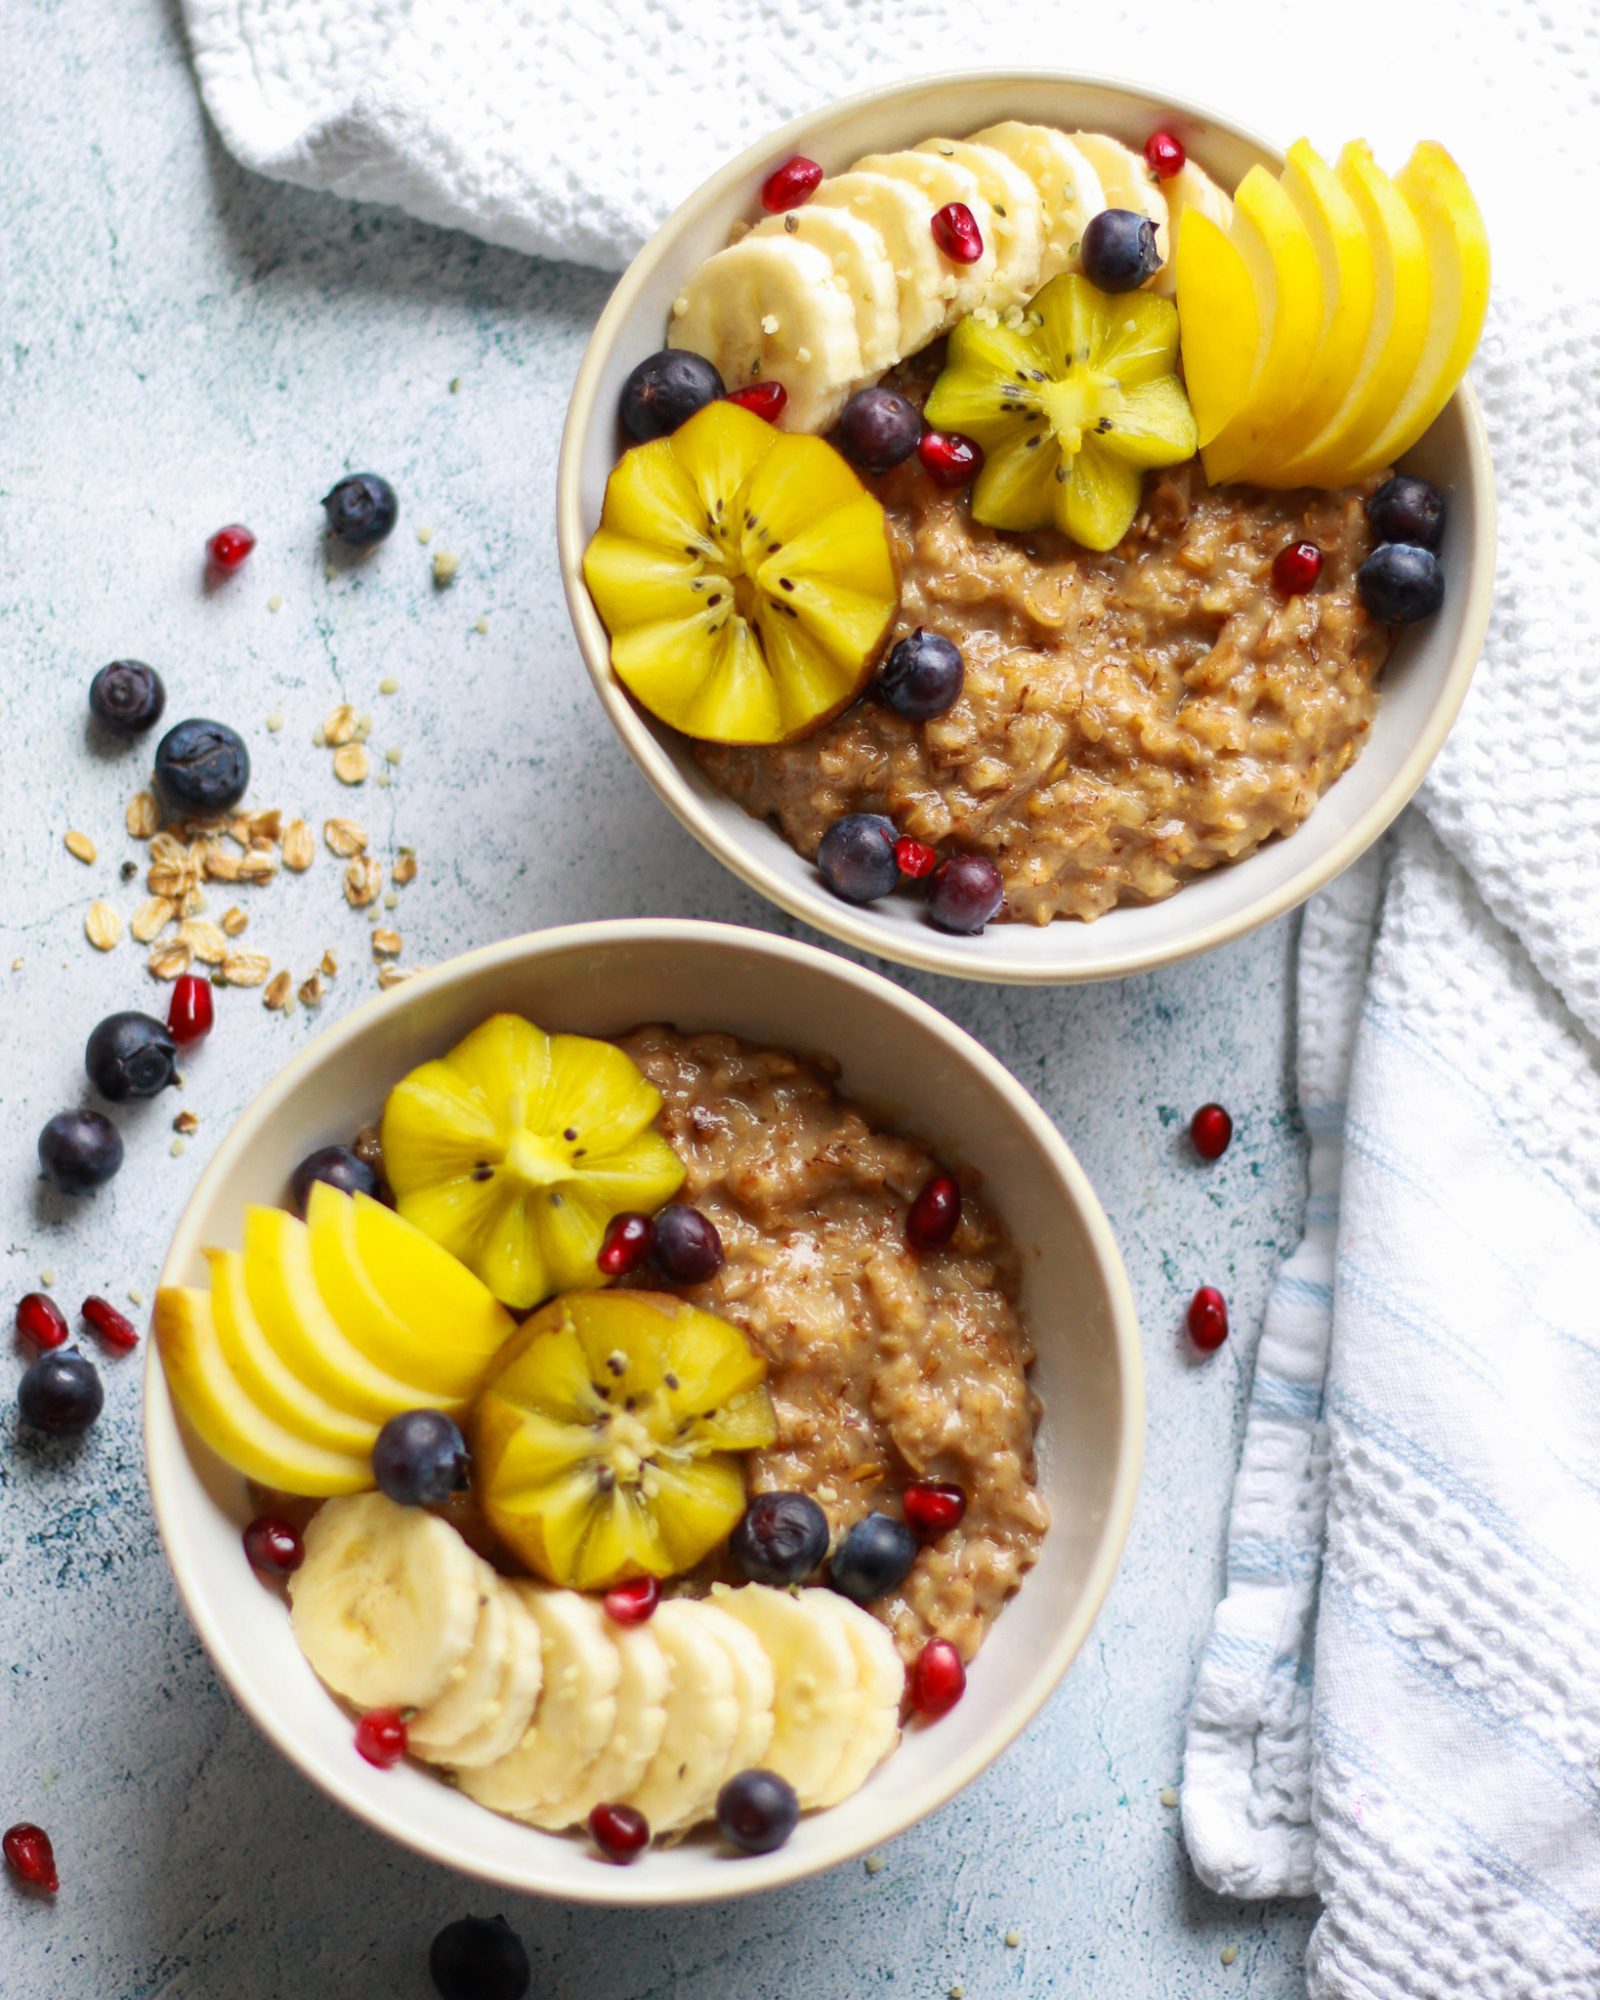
[557,71,1494,985]
[145,921,1142,1904]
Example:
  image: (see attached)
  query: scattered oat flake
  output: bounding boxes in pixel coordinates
[264,970,293,1011]
[147,941,192,981]
[377,964,414,990]
[173,1109,199,1135]
[1004,1931,1021,1949]
[179,919,229,965]
[344,856,382,908]
[1160,1784,1179,1807]
[320,948,338,978]
[416,525,433,545]
[221,906,249,937]
[267,593,283,613]
[379,675,399,695]
[126,791,160,839]
[218,949,271,987]
[298,972,325,1007]
[473,616,488,634]
[375,771,390,789]
[266,711,285,732]
[64,830,97,864]
[131,896,177,943]
[392,850,417,886]
[432,550,458,586]
[381,890,399,912]
[371,929,402,959]
[324,704,358,746]
[127,1287,144,1307]
[281,820,315,872]
[86,901,122,950]
[1221,1945,1239,1967]
[39,1268,55,1288]
[170,1137,188,1157]
[863,1854,884,1875]
[323,818,367,858]
[950,1987,965,1999]
[333,743,371,786]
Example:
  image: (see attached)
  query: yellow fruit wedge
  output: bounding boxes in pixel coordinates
[1342,141,1488,479]
[208,1247,375,1457]
[1174,209,1258,447]
[1149,157,1234,298]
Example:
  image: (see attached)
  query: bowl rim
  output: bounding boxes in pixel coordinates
[144,916,1145,1904]
[555,66,1497,987]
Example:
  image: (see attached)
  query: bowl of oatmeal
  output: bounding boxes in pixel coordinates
[557,72,1494,983]
[145,919,1141,1903]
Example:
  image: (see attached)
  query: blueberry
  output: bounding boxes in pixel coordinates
[926,853,1004,935]
[1081,208,1163,292]
[619,350,725,442]
[835,385,923,473]
[1366,474,1445,550]
[428,1915,531,2000]
[875,629,964,721]
[290,1144,382,1215]
[373,1409,470,1507]
[731,1491,830,1586]
[88,660,166,736]
[154,718,250,816]
[1357,543,1445,625]
[322,473,399,546]
[38,1110,123,1195]
[715,1768,800,1855]
[18,1349,103,1436]
[817,813,899,904]
[829,1511,918,1603]
[85,1012,178,1101]
[651,1203,724,1284]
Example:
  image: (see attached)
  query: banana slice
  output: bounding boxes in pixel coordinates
[700,1597,776,1778]
[809,171,956,356]
[1071,131,1170,275]
[850,150,998,321]
[916,137,1045,308]
[289,1493,492,1711]
[524,1619,671,1829]
[668,234,864,436]
[459,1586,621,1817]
[810,1595,904,1809]
[407,1581,511,1763]
[710,1584,861,1809]
[1149,157,1233,296]
[624,1598,744,1834]
[444,1580,545,1770]
[749,206,901,377]
[968,123,1106,282]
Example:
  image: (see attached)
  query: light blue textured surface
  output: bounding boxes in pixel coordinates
[0,4,1317,1992]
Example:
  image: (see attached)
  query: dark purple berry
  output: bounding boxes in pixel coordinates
[372,1410,470,1508]
[817,812,899,904]
[85,1012,177,1101]
[428,1915,531,2000]
[875,629,964,721]
[1357,542,1445,625]
[1366,474,1445,550]
[835,385,923,473]
[731,1491,829,1586]
[619,350,725,442]
[88,660,166,736]
[1081,209,1163,291]
[829,1511,918,1603]
[715,1768,799,1855]
[651,1203,724,1284]
[322,473,398,546]
[926,853,1004,934]
[153,718,250,815]
[18,1349,103,1435]
[290,1144,381,1215]
[38,1110,123,1195]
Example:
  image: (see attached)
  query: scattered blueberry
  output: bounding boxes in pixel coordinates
[290,1144,382,1215]
[715,1768,800,1855]
[926,853,1004,934]
[1081,209,1163,292]
[88,660,166,736]
[619,350,725,442]
[18,1349,103,1436]
[85,1012,178,1101]
[829,1511,918,1603]
[322,473,399,546]
[1357,542,1445,625]
[38,1110,123,1195]
[817,813,899,904]
[651,1203,724,1285]
[153,718,250,816]
[428,1915,531,2000]
[835,385,923,474]
[1366,474,1445,550]
[875,629,964,721]
[731,1491,830,1586]
[372,1409,471,1508]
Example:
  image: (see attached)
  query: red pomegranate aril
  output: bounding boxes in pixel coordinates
[1188,1285,1229,1352]
[930,201,984,264]
[1272,541,1323,596]
[603,1575,660,1626]
[1190,1102,1234,1161]
[167,972,214,1046]
[1144,130,1186,180]
[895,836,938,880]
[206,524,256,571]
[81,1295,138,1353]
[917,430,983,489]
[589,1801,650,1863]
[760,155,823,214]
[903,1481,968,1542]
[16,1293,69,1351]
[907,1172,961,1252]
[910,1638,966,1718]
[597,1211,654,1277]
[3,1823,59,1894]
[354,1709,408,1769]
[726,381,788,423]
[243,1516,305,1576]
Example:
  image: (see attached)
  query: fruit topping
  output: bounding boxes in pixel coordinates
[373,1409,471,1507]
[1081,208,1163,291]
[597,1211,654,1277]
[1366,473,1445,549]
[88,659,165,736]
[894,838,936,881]
[903,1481,967,1541]
[603,1574,660,1625]
[923,273,1196,547]
[290,1144,381,1214]
[355,1707,409,1768]
[473,1288,775,1589]
[1144,131,1186,181]
[322,473,398,546]
[429,1916,533,2000]
[583,401,897,745]
[875,628,964,720]
[154,718,250,816]
[910,1637,967,1717]
[81,1295,138,1353]
[589,1800,650,1862]
[651,1203,724,1284]
[731,1491,829,1586]
[167,973,214,1046]
[1357,543,1444,624]
[712,1581,869,1806]
[18,1349,102,1434]
[1187,1285,1229,1351]
[243,1516,305,1575]
[829,1512,917,1604]
[620,349,725,442]
[817,811,900,904]
[916,428,983,489]
[926,853,1004,934]
[835,384,923,473]
[380,1013,684,1310]
[206,524,255,571]
[3,1824,59,1895]
[85,1011,177,1100]
[906,1172,961,1252]
[1271,541,1324,596]
[38,1110,122,1195]
[715,1768,799,1854]
[760,156,823,214]
[16,1293,68,1351]
[931,201,984,264]
[725,380,788,423]
[1190,1103,1234,1160]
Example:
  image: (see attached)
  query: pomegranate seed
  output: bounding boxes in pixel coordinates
[895,836,937,880]
[354,1709,408,1769]
[725,381,788,423]
[167,973,214,1046]
[589,1801,650,1863]
[206,524,256,571]
[1187,1285,1229,1352]
[760,155,823,214]
[1272,541,1323,596]
[917,430,983,489]
[1190,1103,1233,1160]
[903,1481,968,1541]
[604,1575,659,1625]
[907,1172,961,1252]
[3,1823,59,1894]
[930,201,984,264]
[1144,130,1186,180]
[81,1295,138,1353]
[910,1638,966,1718]
[597,1212,654,1277]
[16,1293,69,1351]
[243,1516,304,1576]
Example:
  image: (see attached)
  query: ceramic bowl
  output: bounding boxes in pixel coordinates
[146,920,1142,1903]
[557,70,1494,985]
